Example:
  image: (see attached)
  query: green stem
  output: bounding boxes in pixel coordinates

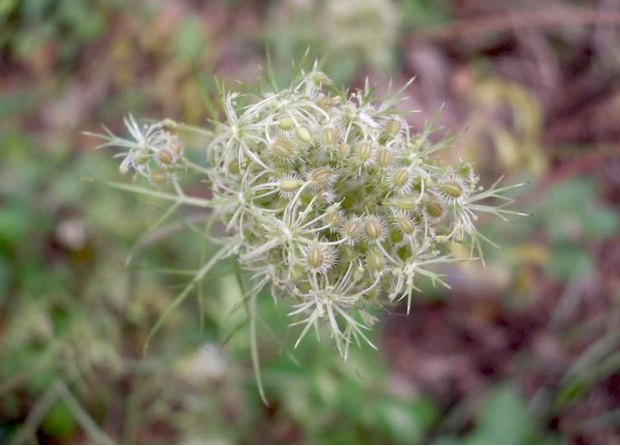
[233,264,269,406]
[183,159,212,176]
[162,119,214,137]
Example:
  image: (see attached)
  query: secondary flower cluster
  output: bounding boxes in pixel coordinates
[96,63,520,358]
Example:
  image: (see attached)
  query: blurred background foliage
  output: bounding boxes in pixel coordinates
[1,0,620,444]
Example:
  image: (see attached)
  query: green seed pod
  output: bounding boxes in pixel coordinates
[149,168,169,186]
[278,117,295,131]
[136,150,150,165]
[390,196,418,210]
[366,249,385,273]
[295,126,313,144]
[377,148,394,168]
[227,160,240,174]
[386,118,401,136]
[342,217,363,240]
[157,148,175,165]
[308,167,335,188]
[353,264,365,282]
[395,216,416,236]
[426,200,444,218]
[323,208,342,228]
[365,216,384,241]
[322,127,338,147]
[303,243,334,274]
[440,181,463,198]
[392,168,410,189]
[279,178,303,194]
[307,245,325,270]
[272,139,295,159]
[356,141,374,165]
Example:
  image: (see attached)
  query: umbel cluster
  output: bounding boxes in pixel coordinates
[94,62,521,357]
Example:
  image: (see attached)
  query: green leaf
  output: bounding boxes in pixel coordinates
[542,178,619,244]
[41,401,78,442]
[0,257,8,298]
[581,205,619,241]
[546,244,593,281]
[553,379,587,411]
[468,385,535,445]
[380,400,425,444]
[397,0,452,27]
[0,206,29,248]
[172,17,209,62]
[543,178,599,213]
[0,0,17,19]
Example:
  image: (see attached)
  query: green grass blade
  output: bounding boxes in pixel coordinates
[57,381,115,445]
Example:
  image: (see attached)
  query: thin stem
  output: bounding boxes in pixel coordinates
[183,159,213,176]
[162,119,214,137]
[234,264,269,406]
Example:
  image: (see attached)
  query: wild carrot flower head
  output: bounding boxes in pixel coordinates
[92,60,524,359]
